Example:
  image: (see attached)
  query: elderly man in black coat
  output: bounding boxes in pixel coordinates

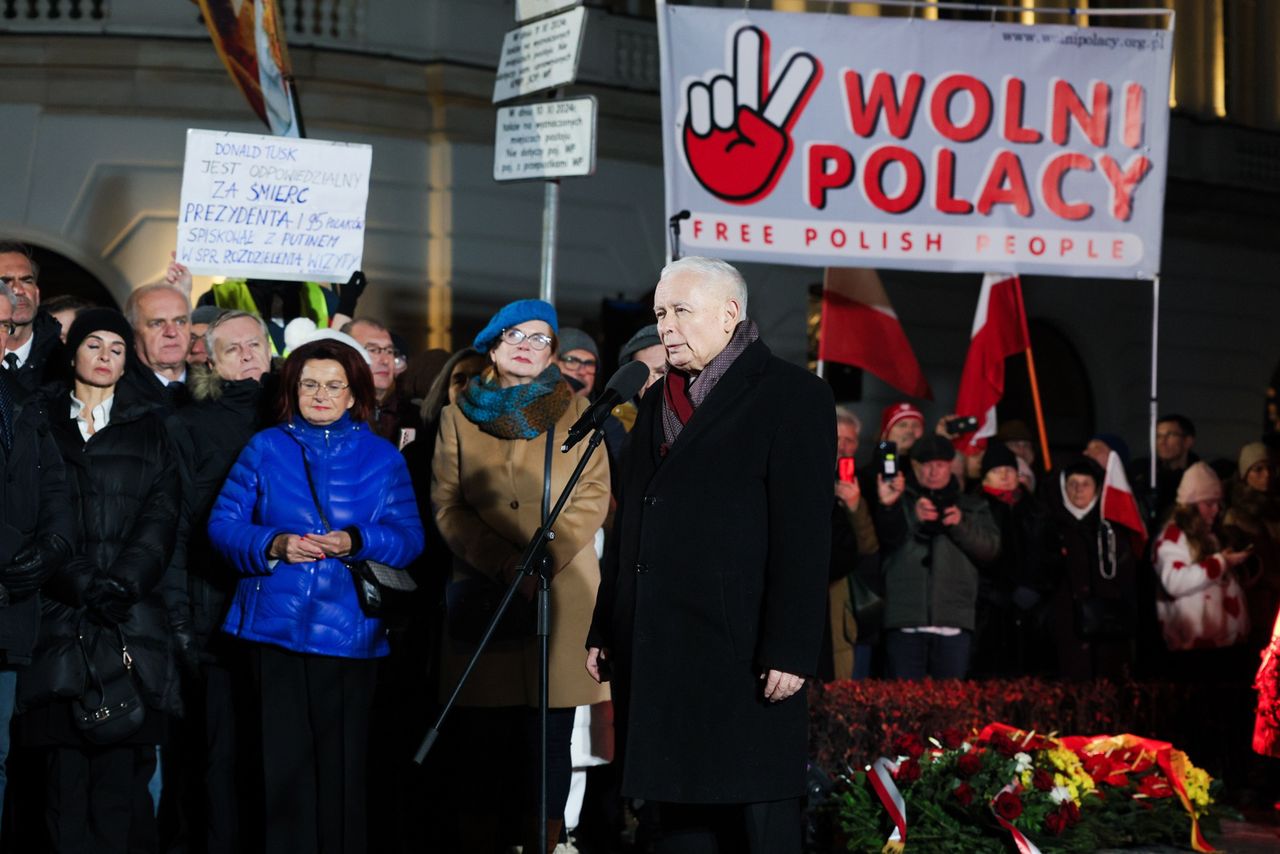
[587,257,834,853]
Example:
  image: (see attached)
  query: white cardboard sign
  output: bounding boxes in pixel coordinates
[493,6,587,103]
[494,97,597,182]
[176,128,372,283]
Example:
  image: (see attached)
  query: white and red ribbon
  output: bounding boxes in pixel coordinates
[991,783,1042,854]
[867,757,908,847]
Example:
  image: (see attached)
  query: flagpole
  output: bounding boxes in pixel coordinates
[1013,278,1052,472]
[1149,274,1160,513]
[816,359,826,379]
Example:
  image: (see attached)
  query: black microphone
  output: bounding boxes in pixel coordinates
[561,360,650,452]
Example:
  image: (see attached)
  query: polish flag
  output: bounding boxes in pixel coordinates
[1102,449,1148,549]
[818,267,932,400]
[954,274,1029,455]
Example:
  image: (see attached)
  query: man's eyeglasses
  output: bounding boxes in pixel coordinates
[299,379,350,397]
[560,354,597,370]
[1156,431,1186,441]
[364,345,396,357]
[500,328,553,350]
[0,321,14,336]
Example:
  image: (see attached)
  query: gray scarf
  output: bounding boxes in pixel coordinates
[661,319,759,450]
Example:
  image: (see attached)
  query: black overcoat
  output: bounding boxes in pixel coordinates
[588,338,835,804]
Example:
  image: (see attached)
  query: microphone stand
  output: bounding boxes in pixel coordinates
[415,426,609,854]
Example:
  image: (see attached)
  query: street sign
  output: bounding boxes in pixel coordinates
[494,97,597,182]
[493,6,587,103]
[515,0,581,24]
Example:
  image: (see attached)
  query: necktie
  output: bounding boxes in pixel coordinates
[3,353,18,371]
[0,374,14,453]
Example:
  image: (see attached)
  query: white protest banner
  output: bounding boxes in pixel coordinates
[494,97,597,181]
[177,128,371,282]
[493,6,587,103]
[659,5,1173,279]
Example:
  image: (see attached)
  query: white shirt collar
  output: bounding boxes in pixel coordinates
[70,392,114,441]
[5,334,34,368]
[154,368,187,387]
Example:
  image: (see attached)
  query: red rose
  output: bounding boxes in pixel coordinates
[1032,768,1054,792]
[954,782,974,807]
[940,727,965,750]
[991,732,1019,758]
[895,758,922,784]
[892,733,926,760]
[1063,801,1081,825]
[993,791,1023,822]
[1044,811,1066,836]
[956,752,983,778]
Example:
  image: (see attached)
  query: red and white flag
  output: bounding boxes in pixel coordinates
[954,274,1029,454]
[1101,449,1148,548]
[818,267,932,400]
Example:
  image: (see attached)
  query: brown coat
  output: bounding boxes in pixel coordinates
[432,396,610,709]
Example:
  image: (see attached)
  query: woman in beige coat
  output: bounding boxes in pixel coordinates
[431,298,609,853]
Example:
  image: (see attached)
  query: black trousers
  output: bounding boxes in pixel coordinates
[251,645,377,854]
[655,798,802,854]
[44,743,158,854]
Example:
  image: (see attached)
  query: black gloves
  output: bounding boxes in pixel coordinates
[3,533,72,598]
[170,620,203,679]
[83,576,137,626]
[335,270,367,318]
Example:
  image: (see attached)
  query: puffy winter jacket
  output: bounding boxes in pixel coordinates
[209,413,424,658]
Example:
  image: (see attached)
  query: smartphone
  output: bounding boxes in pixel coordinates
[945,415,980,435]
[876,441,898,478]
[397,428,417,450]
[837,457,856,483]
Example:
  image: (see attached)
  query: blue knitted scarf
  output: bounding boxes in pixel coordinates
[457,365,572,440]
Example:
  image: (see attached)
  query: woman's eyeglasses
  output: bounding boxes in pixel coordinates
[299,379,349,397]
[500,328,553,350]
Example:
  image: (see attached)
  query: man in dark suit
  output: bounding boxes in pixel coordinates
[0,241,65,394]
[0,281,74,830]
[587,257,834,853]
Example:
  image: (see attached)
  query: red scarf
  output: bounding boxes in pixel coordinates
[983,485,1020,505]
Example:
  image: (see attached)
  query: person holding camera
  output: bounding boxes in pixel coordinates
[875,434,1000,680]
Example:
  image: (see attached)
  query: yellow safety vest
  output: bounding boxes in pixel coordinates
[210,280,332,355]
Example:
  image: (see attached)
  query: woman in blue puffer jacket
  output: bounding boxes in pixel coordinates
[208,337,424,854]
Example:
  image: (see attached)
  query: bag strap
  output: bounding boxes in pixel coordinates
[298,443,333,534]
[76,617,132,702]
[542,425,554,524]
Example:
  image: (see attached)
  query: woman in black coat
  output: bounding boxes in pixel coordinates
[18,309,180,853]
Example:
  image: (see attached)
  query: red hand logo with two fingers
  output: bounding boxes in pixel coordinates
[682,25,822,204]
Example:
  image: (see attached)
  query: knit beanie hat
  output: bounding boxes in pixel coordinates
[1176,461,1223,506]
[473,299,559,352]
[190,305,225,325]
[1062,456,1104,487]
[1239,442,1272,478]
[66,309,135,362]
[981,441,1019,477]
[282,317,372,365]
[879,401,924,439]
[912,434,956,464]
[619,324,661,364]
[557,328,599,361]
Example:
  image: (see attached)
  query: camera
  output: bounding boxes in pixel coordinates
[944,415,980,435]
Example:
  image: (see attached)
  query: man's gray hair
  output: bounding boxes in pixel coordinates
[658,256,749,319]
[835,405,862,435]
[206,309,270,360]
[123,282,190,328]
[339,317,387,335]
[0,282,17,312]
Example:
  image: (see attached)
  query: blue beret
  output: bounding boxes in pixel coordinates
[473,299,559,352]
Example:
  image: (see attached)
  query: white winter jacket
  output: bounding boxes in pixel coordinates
[1155,523,1249,651]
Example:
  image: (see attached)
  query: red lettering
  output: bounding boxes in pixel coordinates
[1059,237,1075,256]
[933,148,973,215]
[1029,236,1045,256]
[739,223,751,243]
[715,222,728,241]
[1087,240,1099,259]
[930,73,993,143]
[1002,77,1042,144]
[901,232,913,252]
[1098,154,1152,221]
[863,145,925,214]
[926,232,942,251]
[976,151,1033,217]
[763,225,774,245]
[1041,152,1095,221]
[842,70,924,138]
[806,143,855,210]
[976,234,990,253]
[859,231,871,250]
[831,228,847,248]
[692,219,703,240]
[1123,83,1145,148]
[1112,239,1124,260]
[1051,79,1111,147]
[1004,235,1016,255]
[804,227,818,246]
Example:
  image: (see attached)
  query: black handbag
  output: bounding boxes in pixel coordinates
[444,427,554,644]
[299,448,417,619]
[72,620,146,745]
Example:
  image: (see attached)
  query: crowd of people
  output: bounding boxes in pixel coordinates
[0,238,1278,853]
